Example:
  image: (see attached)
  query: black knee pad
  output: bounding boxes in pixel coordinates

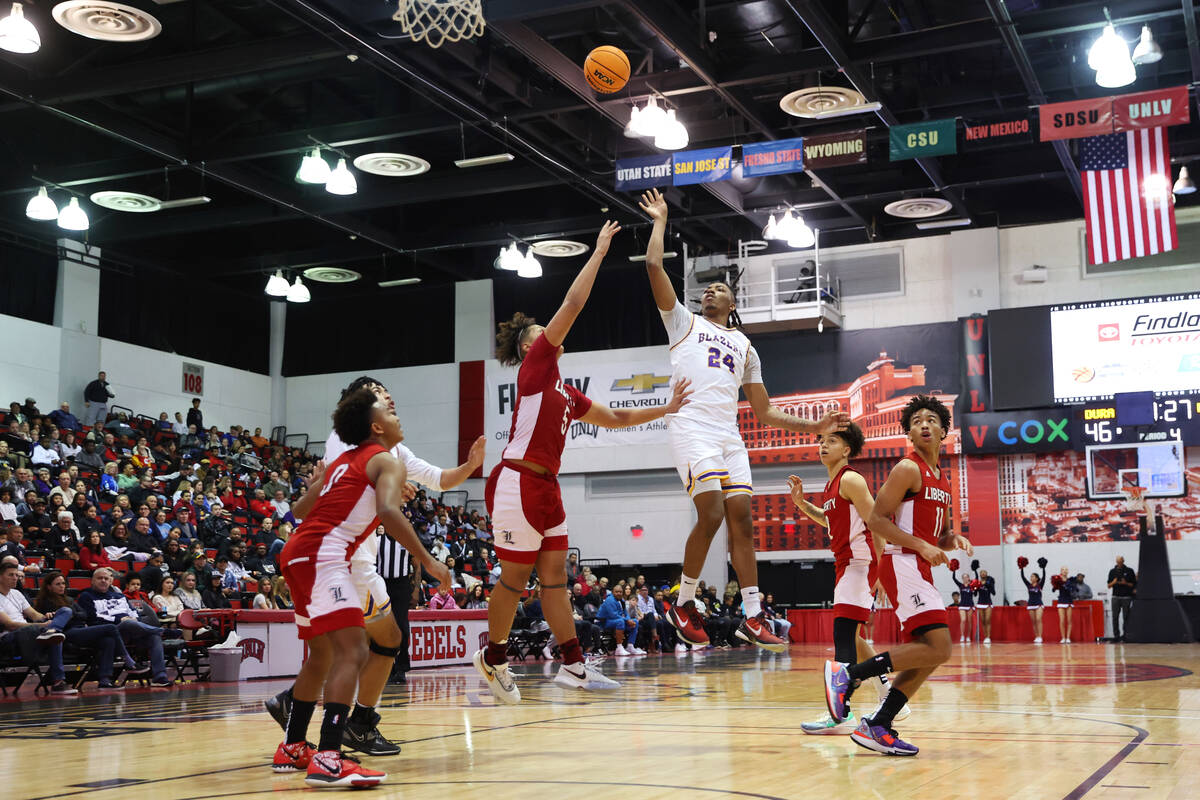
[369,639,403,659]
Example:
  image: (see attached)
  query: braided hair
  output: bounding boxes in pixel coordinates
[496,312,539,366]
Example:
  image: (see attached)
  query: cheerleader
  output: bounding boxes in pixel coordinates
[972,561,996,645]
[1051,566,1076,643]
[951,565,976,643]
[1019,557,1046,644]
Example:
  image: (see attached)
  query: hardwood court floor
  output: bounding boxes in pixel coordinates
[2,642,1198,800]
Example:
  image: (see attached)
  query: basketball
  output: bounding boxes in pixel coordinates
[584,46,630,93]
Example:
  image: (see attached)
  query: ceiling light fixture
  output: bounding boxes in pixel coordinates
[56,197,89,231]
[654,109,690,151]
[286,276,311,303]
[0,3,39,54]
[809,101,883,119]
[25,187,59,221]
[454,153,515,168]
[296,148,331,184]
[264,270,290,297]
[517,248,542,278]
[1131,25,1162,65]
[494,242,523,271]
[1089,23,1136,88]
[1173,166,1196,195]
[325,158,357,195]
[1142,172,1172,202]
[763,209,814,249]
[629,96,668,138]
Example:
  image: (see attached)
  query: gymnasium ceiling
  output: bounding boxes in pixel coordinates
[1,0,1199,298]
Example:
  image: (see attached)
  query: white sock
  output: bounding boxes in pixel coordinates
[741,586,762,617]
[678,574,698,606]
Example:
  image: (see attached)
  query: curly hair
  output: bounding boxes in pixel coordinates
[830,421,865,458]
[332,387,379,446]
[340,375,386,400]
[900,394,951,433]
[495,312,539,366]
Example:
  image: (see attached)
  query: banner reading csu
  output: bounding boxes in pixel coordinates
[485,355,675,472]
[889,119,957,160]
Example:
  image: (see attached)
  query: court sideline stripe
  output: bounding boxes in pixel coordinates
[168,779,791,800]
[1060,716,1149,800]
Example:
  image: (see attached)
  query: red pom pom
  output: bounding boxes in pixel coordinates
[1017,556,1029,569]
[969,579,982,591]
[949,558,960,572]
[1051,574,1064,590]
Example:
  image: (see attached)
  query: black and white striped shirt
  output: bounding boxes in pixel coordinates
[376,533,411,579]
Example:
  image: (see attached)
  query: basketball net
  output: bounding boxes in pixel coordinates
[1122,484,1148,516]
[393,0,485,49]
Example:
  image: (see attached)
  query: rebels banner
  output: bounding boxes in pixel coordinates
[1113,85,1190,131]
[741,137,805,177]
[802,129,867,168]
[1039,96,1114,141]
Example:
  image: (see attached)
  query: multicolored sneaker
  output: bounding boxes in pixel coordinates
[850,719,919,756]
[473,648,521,704]
[824,660,852,723]
[734,613,787,653]
[305,750,386,787]
[801,711,857,735]
[343,710,401,756]
[272,741,315,773]
[666,601,710,647]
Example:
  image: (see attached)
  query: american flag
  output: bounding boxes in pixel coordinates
[1080,128,1177,265]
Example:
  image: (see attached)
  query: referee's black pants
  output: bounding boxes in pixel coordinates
[384,575,412,676]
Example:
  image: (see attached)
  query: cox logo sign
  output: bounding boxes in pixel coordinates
[1098,323,1120,342]
[963,411,1072,454]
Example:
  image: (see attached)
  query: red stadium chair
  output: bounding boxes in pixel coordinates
[68,576,91,590]
[55,559,77,573]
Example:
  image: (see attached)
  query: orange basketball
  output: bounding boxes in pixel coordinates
[584,45,630,94]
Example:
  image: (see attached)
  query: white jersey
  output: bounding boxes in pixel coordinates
[324,430,444,569]
[661,301,762,432]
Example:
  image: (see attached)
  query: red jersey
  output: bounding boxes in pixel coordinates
[500,333,592,475]
[287,442,387,563]
[885,454,952,556]
[822,465,876,569]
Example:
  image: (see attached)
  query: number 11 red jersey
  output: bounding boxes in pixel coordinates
[885,454,952,556]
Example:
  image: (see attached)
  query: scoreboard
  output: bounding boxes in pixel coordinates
[1074,392,1200,446]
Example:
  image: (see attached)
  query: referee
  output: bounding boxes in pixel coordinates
[378,532,414,682]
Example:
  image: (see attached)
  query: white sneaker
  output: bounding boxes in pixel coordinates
[873,675,891,703]
[1034,637,1043,644]
[554,662,620,691]
[1060,638,1067,643]
[983,637,991,645]
[675,643,688,654]
[1064,638,1071,644]
[865,638,873,644]
[630,646,647,655]
[614,644,631,656]
[473,649,521,705]
[541,644,555,660]
[802,711,857,735]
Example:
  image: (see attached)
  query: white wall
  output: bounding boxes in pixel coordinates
[0,315,62,413]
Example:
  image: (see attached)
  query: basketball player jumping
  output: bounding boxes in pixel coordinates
[474,220,691,704]
[273,389,451,787]
[639,188,848,652]
[267,376,486,757]
[790,422,909,734]
[823,395,971,756]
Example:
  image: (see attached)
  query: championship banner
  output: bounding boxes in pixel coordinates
[1039,96,1113,141]
[889,118,957,160]
[615,153,673,191]
[485,355,674,466]
[961,115,1034,149]
[1113,85,1190,131]
[741,137,805,177]
[802,129,867,167]
[672,146,733,186]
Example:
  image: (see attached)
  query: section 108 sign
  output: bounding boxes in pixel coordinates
[182,362,204,396]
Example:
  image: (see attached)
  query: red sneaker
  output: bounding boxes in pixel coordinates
[735,613,787,653]
[272,741,315,773]
[667,601,709,647]
[305,750,387,788]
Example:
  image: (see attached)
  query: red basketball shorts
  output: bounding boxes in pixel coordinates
[485,461,568,565]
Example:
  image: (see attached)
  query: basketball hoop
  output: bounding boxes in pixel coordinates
[1121,484,1148,515]
[393,0,485,49]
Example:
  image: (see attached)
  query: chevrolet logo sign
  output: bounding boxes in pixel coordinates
[611,373,671,394]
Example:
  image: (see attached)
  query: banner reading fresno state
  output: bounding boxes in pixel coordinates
[485,354,674,471]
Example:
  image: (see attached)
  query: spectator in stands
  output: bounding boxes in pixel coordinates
[122,574,151,607]
[174,572,203,611]
[270,488,290,520]
[32,437,62,468]
[23,499,53,546]
[248,488,273,523]
[429,536,449,563]
[21,397,40,419]
[1074,573,1094,600]
[597,585,640,656]
[245,541,277,582]
[187,551,213,587]
[566,552,581,583]
[33,468,53,494]
[185,399,203,432]
[75,438,104,471]
[464,583,487,609]
[49,472,75,505]
[79,530,113,571]
[76,567,171,687]
[430,511,450,541]
[152,576,183,619]
[131,439,155,470]
[761,593,791,643]
[83,372,114,428]
[252,576,281,609]
[137,550,167,595]
[261,471,287,498]
[0,561,79,694]
[57,430,81,461]
[200,504,232,547]
[100,462,119,499]
[45,510,81,561]
[633,584,658,653]
[250,427,269,448]
[35,570,146,687]
[429,582,457,610]
[127,517,159,557]
[225,544,249,587]
[201,571,231,609]
[150,510,171,541]
[49,402,81,433]
[12,468,36,499]
[7,401,26,427]
[0,488,16,524]
[117,462,139,493]
[272,575,292,609]
[0,445,14,473]
[172,506,197,545]
[171,412,187,436]
[0,522,38,573]
[179,426,203,458]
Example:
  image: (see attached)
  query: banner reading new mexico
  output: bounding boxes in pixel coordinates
[485,353,676,474]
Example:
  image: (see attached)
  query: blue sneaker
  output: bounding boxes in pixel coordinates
[850,719,919,756]
[823,660,851,722]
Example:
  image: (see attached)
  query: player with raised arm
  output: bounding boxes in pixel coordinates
[265,376,486,757]
[272,389,451,787]
[790,422,908,734]
[474,221,691,704]
[823,395,971,756]
[639,187,848,652]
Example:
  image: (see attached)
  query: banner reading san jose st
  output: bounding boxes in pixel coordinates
[484,353,675,471]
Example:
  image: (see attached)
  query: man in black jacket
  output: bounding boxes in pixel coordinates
[186,398,203,431]
[83,371,114,428]
[1108,556,1137,641]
